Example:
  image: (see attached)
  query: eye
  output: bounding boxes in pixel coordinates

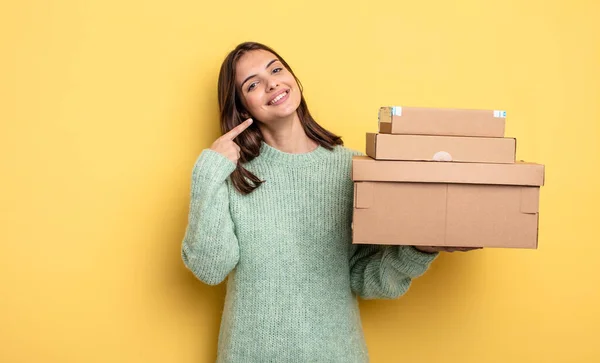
[247,82,257,92]
[272,67,283,74]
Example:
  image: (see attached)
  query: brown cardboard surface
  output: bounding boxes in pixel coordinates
[378,106,506,137]
[352,156,545,186]
[366,133,516,163]
[353,182,540,248]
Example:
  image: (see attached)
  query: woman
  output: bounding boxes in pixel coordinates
[181,41,476,363]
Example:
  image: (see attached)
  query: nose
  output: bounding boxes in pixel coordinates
[266,77,278,92]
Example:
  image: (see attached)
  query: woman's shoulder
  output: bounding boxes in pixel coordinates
[331,144,366,158]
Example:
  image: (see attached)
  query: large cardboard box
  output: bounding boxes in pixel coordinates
[378,106,506,137]
[352,156,545,248]
[366,133,516,163]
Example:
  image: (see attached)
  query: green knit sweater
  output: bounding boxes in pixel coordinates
[181,142,438,363]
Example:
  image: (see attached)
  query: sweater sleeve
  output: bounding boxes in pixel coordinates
[346,147,438,299]
[349,244,438,300]
[181,149,239,285]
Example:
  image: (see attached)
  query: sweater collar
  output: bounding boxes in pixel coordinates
[258,141,331,165]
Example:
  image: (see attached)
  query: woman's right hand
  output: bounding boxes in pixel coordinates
[210,118,253,164]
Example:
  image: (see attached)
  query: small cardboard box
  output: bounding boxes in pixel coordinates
[378,106,506,137]
[366,133,516,164]
[351,156,545,248]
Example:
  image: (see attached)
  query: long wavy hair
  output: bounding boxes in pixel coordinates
[217,41,343,195]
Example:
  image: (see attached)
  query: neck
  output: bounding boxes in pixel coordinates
[259,112,318,154]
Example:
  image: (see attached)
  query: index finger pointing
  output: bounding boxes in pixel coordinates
[224,118,253,140]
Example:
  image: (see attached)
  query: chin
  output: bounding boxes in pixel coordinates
[279,107,300,119]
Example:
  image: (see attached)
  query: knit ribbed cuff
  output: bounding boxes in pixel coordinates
[401,245,439,266]
[193,149,237,184]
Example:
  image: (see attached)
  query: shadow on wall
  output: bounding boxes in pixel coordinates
[358,250,488,321]
[165,193,227,362]
[161,76,227,361]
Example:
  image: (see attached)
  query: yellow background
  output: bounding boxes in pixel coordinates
[1,0,599,362]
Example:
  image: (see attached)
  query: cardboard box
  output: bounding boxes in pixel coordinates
[352,156,545,248]
[366,133,516,164]
[378,106,506,137]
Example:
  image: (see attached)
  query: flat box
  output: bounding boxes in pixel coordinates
[378,106,506,137]
[352,156,543,186]
[366,133,516,164]
[351,156,545,248]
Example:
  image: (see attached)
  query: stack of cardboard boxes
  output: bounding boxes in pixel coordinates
[352,106,545,249]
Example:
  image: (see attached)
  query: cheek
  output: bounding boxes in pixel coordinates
[292,87,302,106]
[287,77,301,102]
[244,93,264,112]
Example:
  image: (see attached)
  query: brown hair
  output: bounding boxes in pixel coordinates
[217,41,343,195]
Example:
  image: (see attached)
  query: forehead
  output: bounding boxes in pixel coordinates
[235,50,278,83]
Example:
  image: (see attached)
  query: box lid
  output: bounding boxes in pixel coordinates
[352,156,545,186]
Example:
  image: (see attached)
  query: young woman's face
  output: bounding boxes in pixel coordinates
[235,50,301,125]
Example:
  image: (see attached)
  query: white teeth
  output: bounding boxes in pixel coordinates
[270,91,287,105]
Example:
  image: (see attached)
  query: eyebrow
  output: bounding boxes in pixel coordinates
[240,59,279,89]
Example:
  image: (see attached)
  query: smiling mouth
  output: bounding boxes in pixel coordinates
[268,90,289,105]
